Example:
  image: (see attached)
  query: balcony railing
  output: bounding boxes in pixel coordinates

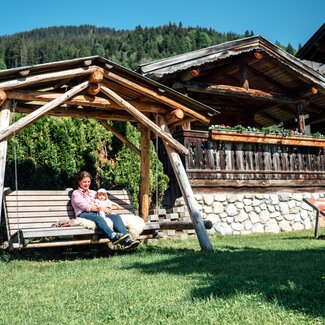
[174,130,325,188]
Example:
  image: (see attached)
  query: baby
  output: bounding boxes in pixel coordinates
[96,188,145,240]
[95,188,119,218]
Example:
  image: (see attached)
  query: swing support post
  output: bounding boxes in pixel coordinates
[158,115,213,252]
[0,99,11,223]
[140,124,150,221]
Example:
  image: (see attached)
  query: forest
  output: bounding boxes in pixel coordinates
[0,24,297,208]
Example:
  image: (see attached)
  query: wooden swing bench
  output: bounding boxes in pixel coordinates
[303,198,325,239]
[2,188,160,250]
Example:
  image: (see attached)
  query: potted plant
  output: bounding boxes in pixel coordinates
[209,124,325,147]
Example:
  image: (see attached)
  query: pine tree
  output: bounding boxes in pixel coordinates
[0,57,6,69]
[286,43,295,55]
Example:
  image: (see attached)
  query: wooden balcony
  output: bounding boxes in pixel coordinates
[163,130,325,192]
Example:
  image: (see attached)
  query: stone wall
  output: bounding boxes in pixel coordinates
[158,192,324,237]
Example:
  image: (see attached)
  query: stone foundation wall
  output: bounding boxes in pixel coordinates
[155,192,324,237]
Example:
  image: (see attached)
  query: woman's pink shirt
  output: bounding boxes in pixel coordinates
[71,187,96,217]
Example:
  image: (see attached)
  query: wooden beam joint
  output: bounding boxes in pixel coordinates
[0,90,6,106]
[254,51,263,59]
[180,68,201,82]
[87,83,101,96]
[164,109,184,124]
[89,70,104,84]
[83,59,92,66]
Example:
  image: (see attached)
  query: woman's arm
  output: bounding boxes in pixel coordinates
[72,190,99,214]
[100,206,113,214]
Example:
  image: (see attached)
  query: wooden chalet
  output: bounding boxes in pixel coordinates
[0,56,219,251]
[137,36,325,205]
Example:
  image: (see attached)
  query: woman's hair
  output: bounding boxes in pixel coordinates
[75,170,92,186]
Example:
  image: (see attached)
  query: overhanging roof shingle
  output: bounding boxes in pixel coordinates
[137,35,325,90]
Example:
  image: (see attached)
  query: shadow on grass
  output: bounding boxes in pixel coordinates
[129,245,325,319]
[0,244,124,262]
[1,237,324,319]
[281,235,325,240]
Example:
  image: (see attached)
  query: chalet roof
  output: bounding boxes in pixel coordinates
[300,60,325,76]
[296,23,325,64]
[138,36,325,87]
[137,36,325,130]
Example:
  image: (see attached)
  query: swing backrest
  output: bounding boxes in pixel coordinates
[3,188,135,237]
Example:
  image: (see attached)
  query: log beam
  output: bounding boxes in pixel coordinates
[89,70,104,83]
[185,82,301,104]
[0,66,97,90]
[99,83,189,155]
[99,120,141,156]
[102,73,210,124]
[180,68,201,82]
[13,103,137,121]
[171,116,196,127]
[300,86,319,97]
[253,51,263,59]
[158,115,213,252]
[140,124,150,221]
[311,86,319,95]
[0,90,6,106]
[0,81,89,142]
[87,83,101,96]
[163,109,184,125]
[6,90,168,113]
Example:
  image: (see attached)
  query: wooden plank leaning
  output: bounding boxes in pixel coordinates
[158,115,213,252]
[99,83,189,156]
[99,120,141,156]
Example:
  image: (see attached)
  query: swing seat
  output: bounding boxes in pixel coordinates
[2,188,160,250]
[303,198,325,239]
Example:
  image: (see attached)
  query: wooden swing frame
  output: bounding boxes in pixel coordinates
[3,188,161,250]
[0,56,217,251]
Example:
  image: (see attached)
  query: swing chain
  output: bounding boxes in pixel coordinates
[12,100,22,248]
[155,113,159,214]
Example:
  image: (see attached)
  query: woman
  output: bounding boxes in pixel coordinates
[71,170,140,250]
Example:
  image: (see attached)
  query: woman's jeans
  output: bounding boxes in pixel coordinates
[79,212,128,239]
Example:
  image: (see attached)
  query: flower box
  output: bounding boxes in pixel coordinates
[210,129,325,147]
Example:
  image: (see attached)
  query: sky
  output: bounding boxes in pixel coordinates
[0,0,324,49]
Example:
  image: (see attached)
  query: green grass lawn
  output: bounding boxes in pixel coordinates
[0,230,324,325]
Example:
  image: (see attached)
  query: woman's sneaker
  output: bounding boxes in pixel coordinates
[123,239,140,250]
[111,233,129,245]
